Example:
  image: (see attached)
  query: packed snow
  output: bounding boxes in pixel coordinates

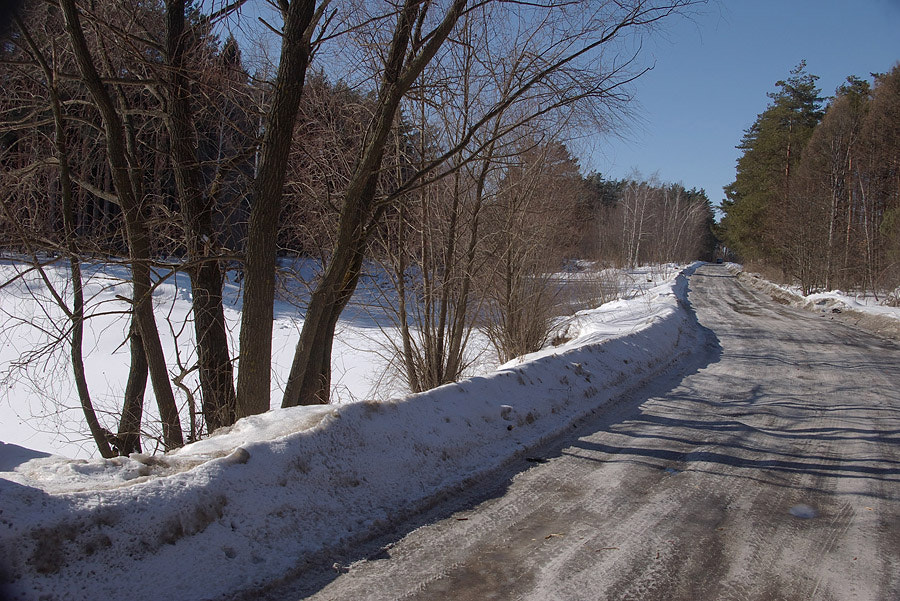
[730,264,900,338]
[0,259,706,600]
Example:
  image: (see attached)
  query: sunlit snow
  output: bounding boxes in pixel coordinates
[8,261,893,599]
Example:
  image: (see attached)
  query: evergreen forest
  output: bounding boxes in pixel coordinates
[719,61,900,298]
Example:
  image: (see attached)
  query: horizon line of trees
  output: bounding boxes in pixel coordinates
[0,0,711,458]
[719,60,900,298]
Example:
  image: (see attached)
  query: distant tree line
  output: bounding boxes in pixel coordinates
[719,61,900,297]
[0,0,708,457]
[580,173,716,267]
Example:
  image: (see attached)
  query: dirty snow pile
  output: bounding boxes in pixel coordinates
[800,290,900,319]
[0,263,705,601]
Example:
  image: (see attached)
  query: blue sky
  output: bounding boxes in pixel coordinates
[586,0,900,210]
[228,1,899,211]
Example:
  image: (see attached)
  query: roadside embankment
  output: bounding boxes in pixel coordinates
[731,265,900,341]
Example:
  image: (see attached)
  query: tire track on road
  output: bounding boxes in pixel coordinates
[260,265,900,601]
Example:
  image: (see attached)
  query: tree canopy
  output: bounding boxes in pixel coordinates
[720,61,824,262]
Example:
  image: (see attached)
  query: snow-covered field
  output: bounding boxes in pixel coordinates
[0,258,428,459]
[0,259,705,600]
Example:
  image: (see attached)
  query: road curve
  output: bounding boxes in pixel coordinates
[257,264,900,601]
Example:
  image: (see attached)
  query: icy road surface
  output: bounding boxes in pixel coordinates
[255,263,900,601]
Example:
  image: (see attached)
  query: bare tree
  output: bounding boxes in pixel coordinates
[161,0,239,431]
[620,178,653,269]
[234,0,324,418]
[483,137,582,362]
[0,3,155,456]
[280,0,701,407]
[59,0,184,450]
[858,66,900,293]
[4,12,116,457]
[281,0,472,407]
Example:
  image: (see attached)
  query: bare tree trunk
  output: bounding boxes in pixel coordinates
[825,156,839,290]
[282,0,468,408]
[442,178,479,383]
[56,90,114,457]
[164,0,236,432]
[60,0,184,450]
[234,0,318,419]
[283,204,370,406]
[857,171,873,295]
[118,323,147,455]
[15,15,115,458]
[394,205,420,392]
[843,156,854,283]
[443,143,492,382]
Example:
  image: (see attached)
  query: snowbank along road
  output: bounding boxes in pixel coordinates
[0,264,697,600]
[259,263,900,601]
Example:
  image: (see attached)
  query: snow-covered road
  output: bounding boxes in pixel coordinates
[261,263,900,601]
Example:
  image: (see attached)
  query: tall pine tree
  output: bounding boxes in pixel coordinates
[721,61,824,264]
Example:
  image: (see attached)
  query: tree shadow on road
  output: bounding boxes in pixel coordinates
[238,268,727,600]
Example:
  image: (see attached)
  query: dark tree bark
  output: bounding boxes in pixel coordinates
[234,0,319,419]
[117,323,147,455]
[282,0,469,407]
[164,0,236,432]
[60,0,184,450]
